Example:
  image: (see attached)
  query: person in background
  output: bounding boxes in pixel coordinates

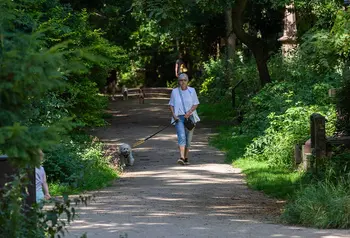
[105,69,117,101]
[175,53,187,78]
[139,86,145,104]
[122,85,128,101]
[36,149,51,206]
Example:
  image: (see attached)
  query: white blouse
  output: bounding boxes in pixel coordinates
[169,87,200,123]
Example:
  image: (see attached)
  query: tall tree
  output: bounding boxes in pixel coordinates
[232,0,271,86]
[225,8,236,87]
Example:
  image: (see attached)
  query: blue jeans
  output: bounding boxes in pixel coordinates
[175,115,194,147]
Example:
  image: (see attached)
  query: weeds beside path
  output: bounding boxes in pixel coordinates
[67,98,349,238]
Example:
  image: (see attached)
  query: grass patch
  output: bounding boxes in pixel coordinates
[209,125,303,199]
[198,102,236,122]
[282,180,350,228]
[234,158,302,199]
[209,126,251,163]
[49,173,117,196]
[49,183,80,196]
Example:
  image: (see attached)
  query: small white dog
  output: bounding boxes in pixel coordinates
[118,143,134,167]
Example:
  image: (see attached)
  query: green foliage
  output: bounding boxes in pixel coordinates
[331,9,350,58]
[0,174,42,238]
[0,173,86,238]
[37,3,127,89]
[235,158,303,199]
[44,133,117,194]
[235,47,341,168]
[245,105,336,168]
[66,79,108,127]
[209,125,303,199]
[234,9,350,168]
[282,179,350,228]
[0,1,119,236]
[0,1,83,167]
[197,103,236,122]
[198,58,228,102]
[209,126,252,163]
[197,55,260,105]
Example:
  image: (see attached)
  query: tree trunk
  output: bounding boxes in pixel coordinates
[252,46,271,86]
[225,9,236,60]
[231,0,271,87]
[225,8,236,87]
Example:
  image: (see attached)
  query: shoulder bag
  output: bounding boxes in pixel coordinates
[179,88,195,131]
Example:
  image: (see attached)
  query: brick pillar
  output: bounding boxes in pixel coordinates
[278,3,298,56]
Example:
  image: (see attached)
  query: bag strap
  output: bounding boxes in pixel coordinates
[178,87,188,114]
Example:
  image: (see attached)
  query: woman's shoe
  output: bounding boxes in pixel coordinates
[184,158,190,165]
[177,158,185,165]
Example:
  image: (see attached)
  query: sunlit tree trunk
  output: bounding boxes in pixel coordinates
[225,8,236,87]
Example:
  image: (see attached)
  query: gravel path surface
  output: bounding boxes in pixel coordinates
[67,98,349,238]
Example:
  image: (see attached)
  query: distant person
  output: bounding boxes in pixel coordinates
[139,86,145,104]
[175,53,187,78]
[36,149,51,206]
[105,70,117,101]
[122,85,128,101]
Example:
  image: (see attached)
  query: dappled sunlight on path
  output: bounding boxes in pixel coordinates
[68,99,350,238]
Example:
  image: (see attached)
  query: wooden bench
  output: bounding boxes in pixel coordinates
[114,87,173,100]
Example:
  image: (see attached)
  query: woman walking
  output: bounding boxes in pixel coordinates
[36,149,51,207]
[169,73,200,165]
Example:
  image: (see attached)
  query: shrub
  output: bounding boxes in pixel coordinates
[234,47,342,168]
[282,179,350,228]
[244,105,336,168]
[0,173,88,238]
[197,55,261,105]
[198,58,228,102]
[44,133,117,194]
[65,79,108,127]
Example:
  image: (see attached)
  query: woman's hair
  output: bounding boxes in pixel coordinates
[178,73,188,81]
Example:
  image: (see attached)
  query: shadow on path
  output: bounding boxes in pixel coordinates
[68,98,350,238]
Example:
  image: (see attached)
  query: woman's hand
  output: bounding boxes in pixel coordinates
[45,193,51,200]
[184,111,192,119]
[173,115,179,122]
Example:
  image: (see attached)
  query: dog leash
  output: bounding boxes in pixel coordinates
[132,121,177,148]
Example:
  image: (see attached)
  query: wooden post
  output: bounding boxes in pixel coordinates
[310,113,327,173]
[294,144,302,165]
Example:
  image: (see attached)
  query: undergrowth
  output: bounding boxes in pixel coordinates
[44,133,118,195]
[200,46,349,228]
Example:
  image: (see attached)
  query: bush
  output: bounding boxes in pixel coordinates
[198,58,228,102]
[282,180,350,228]
[65,79,108,127]
[197,55,261,105]
[197,103,237,122]
[234,49,342,168]
[244,105,336,168]
[44,133,117,194]
[0,173,89,238]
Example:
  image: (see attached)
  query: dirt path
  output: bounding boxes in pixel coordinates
[67,98,349,238]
